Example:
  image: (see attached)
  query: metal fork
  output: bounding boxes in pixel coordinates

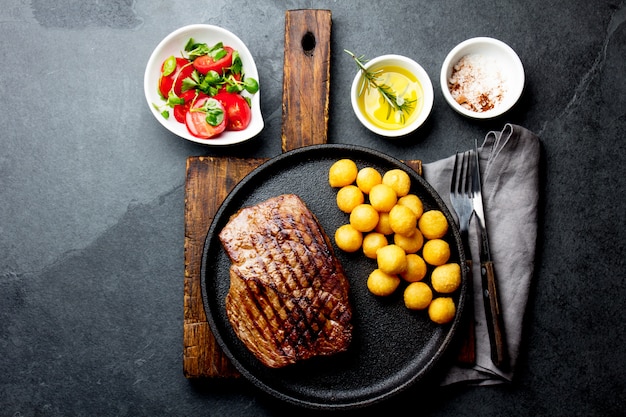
[449,151,475,366]
[450,151,474,251]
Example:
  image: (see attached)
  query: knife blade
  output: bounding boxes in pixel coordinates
[472,139,509,370]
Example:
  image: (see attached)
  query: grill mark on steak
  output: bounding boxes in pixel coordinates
[247,225,330,355]
[251,225,317,336]
[219,194,353,368]
[269,205,348,348]
[251,211,328,334]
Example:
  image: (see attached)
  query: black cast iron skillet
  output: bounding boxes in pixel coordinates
[201,144,467,410]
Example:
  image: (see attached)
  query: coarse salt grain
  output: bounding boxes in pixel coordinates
[448,54,508,113]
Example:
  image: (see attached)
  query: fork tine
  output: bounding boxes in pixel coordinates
[464,150,472,197]
[452,151,469,197]
[459,152,467,196]
[450,151,472,231]
[451,152,460,194]
[471,148,481,196]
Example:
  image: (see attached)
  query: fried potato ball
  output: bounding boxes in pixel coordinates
[367,269,401,296]
[404,281,433,310]
[418,209,449,239]
[393,228,424,253]
[428,297,456,324]
[431,263,461,293]
[329,159,358,188]
[369,183,397,212]
[362,232,388,259]
[382,169,411,197]
[334,224,363,252]
[376,244,407,275]
[356,167,382,194]
[397,194,424,218]
[422,238,451,266]
[336,185,364,213]
[375,212,393,235]
[400,253,428,282]
[350,204,380,232]
[388,204,417,236]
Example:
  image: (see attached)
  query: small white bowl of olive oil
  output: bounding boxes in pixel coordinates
[350,54,434,138]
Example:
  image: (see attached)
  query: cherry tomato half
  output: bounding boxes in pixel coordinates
[173,90,205,123]
[172,62,195,96]
[185,97,227,139]
[214,92,251,131]
[159,57,189,98]
[192,46,234,75]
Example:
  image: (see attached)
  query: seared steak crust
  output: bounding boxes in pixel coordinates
[219,194,353,368]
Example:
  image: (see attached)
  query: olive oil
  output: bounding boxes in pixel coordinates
[357,65,423,130]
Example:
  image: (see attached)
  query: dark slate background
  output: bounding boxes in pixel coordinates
[1,1,625,416]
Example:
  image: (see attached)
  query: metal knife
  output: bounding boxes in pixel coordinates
[472,138,509,370]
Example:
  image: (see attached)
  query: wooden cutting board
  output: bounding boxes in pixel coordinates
[182,9,424,378]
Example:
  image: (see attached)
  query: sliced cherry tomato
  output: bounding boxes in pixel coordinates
[173,90,203,123]
[214,92,252,131]
[159,57,189,98]
[185,97,227,139]
[172,62,195,96]
[173,104,187,123]
[192,46,234,75]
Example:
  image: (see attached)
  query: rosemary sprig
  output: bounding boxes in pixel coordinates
[345,49,417,123]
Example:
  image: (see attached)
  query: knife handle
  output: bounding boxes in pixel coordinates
[480,260,509,370]
[455,260,476,366]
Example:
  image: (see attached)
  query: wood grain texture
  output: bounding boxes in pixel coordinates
[403,160,423,177]
[281,9,332,152]
[183,156,266,378]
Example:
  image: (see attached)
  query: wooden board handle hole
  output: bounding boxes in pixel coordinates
[301,31,316,55]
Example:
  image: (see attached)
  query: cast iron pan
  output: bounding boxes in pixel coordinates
[201,144,467,410]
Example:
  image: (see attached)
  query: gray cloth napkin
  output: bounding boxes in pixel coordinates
[423,123,541,385]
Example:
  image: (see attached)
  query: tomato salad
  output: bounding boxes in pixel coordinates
[154,38,259,139]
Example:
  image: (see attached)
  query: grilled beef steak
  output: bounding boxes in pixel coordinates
[219,194,353,368]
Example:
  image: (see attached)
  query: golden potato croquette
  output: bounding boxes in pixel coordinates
[422,238,451,266]
[328,159,358,187]
[393,228,424,253]
[367,269,401,296]
[369,183,397,212]
[334,224,363,252]
[382,169,411,197]
[418,209,449,239]
[356,167,382,194]
[375,212,394,235]
[376,244,407,275]
[400,253,428,282]
[336,185,364,213]
[431,263,461,293]
[349,204,379,232]
[404,282,433,310]
[362,232,388,259]
[397,194,424,218]
[428,297,456,324]
[388,204,417,236]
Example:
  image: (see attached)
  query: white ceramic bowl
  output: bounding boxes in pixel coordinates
[440,37,524,119]
[144,24,263,145]
[350,55,434,138]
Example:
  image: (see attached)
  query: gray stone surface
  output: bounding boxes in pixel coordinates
[1,0,625,415]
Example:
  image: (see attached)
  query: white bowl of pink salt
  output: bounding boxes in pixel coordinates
[440,37,525,119]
